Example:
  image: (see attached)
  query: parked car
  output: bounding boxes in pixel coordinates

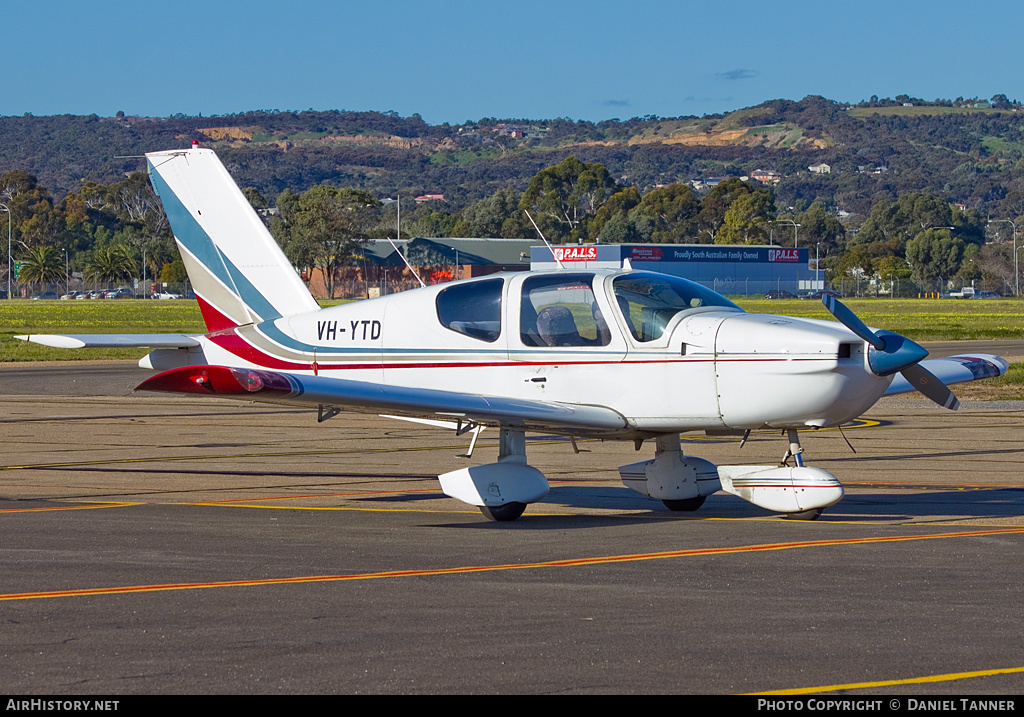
[105,288,135,299]
[972,291,1001,299]
[30,291,59,300]
[155,291,183,300]
[765,289,797,299]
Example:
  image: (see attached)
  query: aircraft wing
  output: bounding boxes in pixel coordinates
[885,354,1008,395]
[136,365,630,434]
[16,334,201,349]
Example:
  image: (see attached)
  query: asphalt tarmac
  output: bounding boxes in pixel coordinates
[2,357,1024,695]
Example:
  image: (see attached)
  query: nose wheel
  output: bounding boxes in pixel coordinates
[662,496,707,511]
[480,502,527,522]
[783,507,823,521]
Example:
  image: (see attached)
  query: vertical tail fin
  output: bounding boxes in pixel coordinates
[147,147,319,331]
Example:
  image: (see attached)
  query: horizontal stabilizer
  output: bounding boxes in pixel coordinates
[16,334,201,349]
[136,364,629,434]
[885,354,1008,395]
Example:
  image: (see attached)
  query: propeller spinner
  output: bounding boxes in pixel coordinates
[822,295,959,410]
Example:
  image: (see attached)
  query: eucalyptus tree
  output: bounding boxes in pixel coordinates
[715,189,777,244]
[519,156,618,243]
[282,185,381,299]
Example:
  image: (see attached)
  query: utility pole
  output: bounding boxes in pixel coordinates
[1,204,10,299]
[988,219,1018,296]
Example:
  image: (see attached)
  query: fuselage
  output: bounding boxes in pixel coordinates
[187,269,889,435]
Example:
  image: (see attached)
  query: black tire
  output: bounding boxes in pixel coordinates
[480,502,527,522]
[662,496,707,512]
[783,508,823,521]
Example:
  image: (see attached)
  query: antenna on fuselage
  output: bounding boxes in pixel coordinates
[524,210,565,270]
[387,236,426,288]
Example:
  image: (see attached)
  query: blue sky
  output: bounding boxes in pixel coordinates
[6,1,1024,124]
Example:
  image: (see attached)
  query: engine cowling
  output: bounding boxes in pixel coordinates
[619,453,721,501]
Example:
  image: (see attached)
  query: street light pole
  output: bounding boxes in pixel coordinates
[988,219,1018,296]
[815,242,820,289]
[774,219,801,247]
[0,203,10,299]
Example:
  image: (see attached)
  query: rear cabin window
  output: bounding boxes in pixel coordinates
[520,273,611,347]
[436,279,503,342]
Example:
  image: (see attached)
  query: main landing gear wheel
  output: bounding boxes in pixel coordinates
[662,496,707,512]
[480,502,527,522]
[783,508,823,521]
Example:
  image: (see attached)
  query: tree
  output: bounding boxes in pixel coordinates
[409,210,459,238]
[284,185,381,299]
[599,211,655,244]
[105,173,168,238]
[242,187,268,211]
[85,245,137,288]
[872,255,912,296]
[794,202,846,258]
[696,178,754,243]
[159,259,188,283]
[519,156,618,243]
[851,192,956,259]
[631,182,701,243]
[16,246,65,289]
[715,189,776,244]
[590,187,641,239]
[453,186,530,238]
[905,228,964,289]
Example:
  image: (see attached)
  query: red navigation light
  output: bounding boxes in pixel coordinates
[230,368,264,392]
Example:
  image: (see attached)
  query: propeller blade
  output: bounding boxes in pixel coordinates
[822,295,957,409]
[821,295,885,350]
[900,363,960,410]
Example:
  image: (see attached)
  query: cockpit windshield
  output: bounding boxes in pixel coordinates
[613,272,742,342]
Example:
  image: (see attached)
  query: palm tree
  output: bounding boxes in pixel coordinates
[17,246,65,291]
[85,244,136,289]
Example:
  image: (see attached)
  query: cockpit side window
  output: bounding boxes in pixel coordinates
[613,272,741,342]
[520,273,611,347]
[436,279,503,342]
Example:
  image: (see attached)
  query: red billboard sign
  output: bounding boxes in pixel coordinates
[553,246,597,262]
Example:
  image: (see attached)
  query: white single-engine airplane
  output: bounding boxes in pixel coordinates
[19,147,1009,521]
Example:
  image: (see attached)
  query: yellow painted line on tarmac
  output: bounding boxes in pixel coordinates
[750,665,1024,694]
[187,501,483,515]
[194,487,444,504]
[186,479,616,506]
[4,526,1024,603]
[843,479,1021,489]
[0,502,143,514]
